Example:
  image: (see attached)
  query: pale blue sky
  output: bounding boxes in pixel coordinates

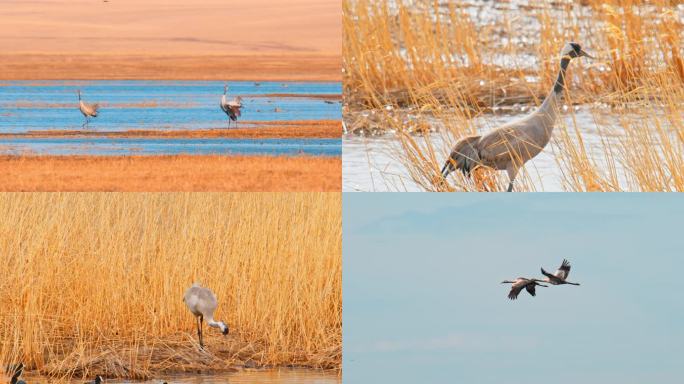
[343,194,683,384]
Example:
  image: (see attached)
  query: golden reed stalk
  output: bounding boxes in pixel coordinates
[0,193,341,380]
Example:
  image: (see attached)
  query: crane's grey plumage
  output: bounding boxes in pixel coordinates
[10,363,26,384]
[77,90,99,128]
[442,42,593,191]
[183,283,229,348]
[541,259,580,286]
[220,85,243,128]
[501,277,548,300]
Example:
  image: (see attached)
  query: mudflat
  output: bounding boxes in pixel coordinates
[0,0,340,81]
[0,155,341,191]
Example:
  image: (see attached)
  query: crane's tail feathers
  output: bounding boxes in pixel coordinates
[441,135,481,179]
[91,104,100,115]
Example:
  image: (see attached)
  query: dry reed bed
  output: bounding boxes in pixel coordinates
[0,193,342,380]
[343,0,684,191]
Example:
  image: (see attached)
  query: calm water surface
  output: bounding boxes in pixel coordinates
[0,80,341,156]
[0,80,341,132]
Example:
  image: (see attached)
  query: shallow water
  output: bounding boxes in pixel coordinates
[0,80,341,132]
[0,137,340,156]
[23,369,339,384]
[343,107,642,192]
[0,80,340,156]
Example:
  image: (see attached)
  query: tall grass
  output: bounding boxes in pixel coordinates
[344,0,684,191]
[0,193,341,380]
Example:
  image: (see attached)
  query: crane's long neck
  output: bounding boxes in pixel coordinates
[553,57,571,94]
[536,57,570,132]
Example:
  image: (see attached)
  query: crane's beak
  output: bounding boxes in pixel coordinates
[579,49,594,59]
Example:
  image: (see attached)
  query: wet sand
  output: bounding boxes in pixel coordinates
[0,155,341,191]
[0,0,340,81]
[0,120,342,139]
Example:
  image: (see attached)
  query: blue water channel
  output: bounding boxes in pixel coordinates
[0,80,341,155]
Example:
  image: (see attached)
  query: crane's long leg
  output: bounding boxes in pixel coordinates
[196,315,204,349]
[506,164,519,192]
[200,316,204,348]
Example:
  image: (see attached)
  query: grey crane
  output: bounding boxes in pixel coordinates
[220,85,243,128]
[10,363,26,384]
[541,259,580,286]
[77,90,99,128]
[501,277,548,300]
[183,283,229,348]
[441,42,593,191]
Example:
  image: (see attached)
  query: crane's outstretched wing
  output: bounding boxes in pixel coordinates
[508,281,524,300]
[508,287,522,300]
[555,259,571,280]
[525,283,537,297]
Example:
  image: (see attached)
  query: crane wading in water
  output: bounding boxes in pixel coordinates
[221,84,243,128]
[77,90,99,128]
[441,42,594,191]
[183,283,229,348]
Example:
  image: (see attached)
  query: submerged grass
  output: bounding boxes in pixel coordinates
[344,0,684,191]
[0,193,342,380]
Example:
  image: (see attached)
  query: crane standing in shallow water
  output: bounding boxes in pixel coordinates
[220,84,243,128]
[77,90,99,128]
[441,42,594,191]
[183,283,229,349]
